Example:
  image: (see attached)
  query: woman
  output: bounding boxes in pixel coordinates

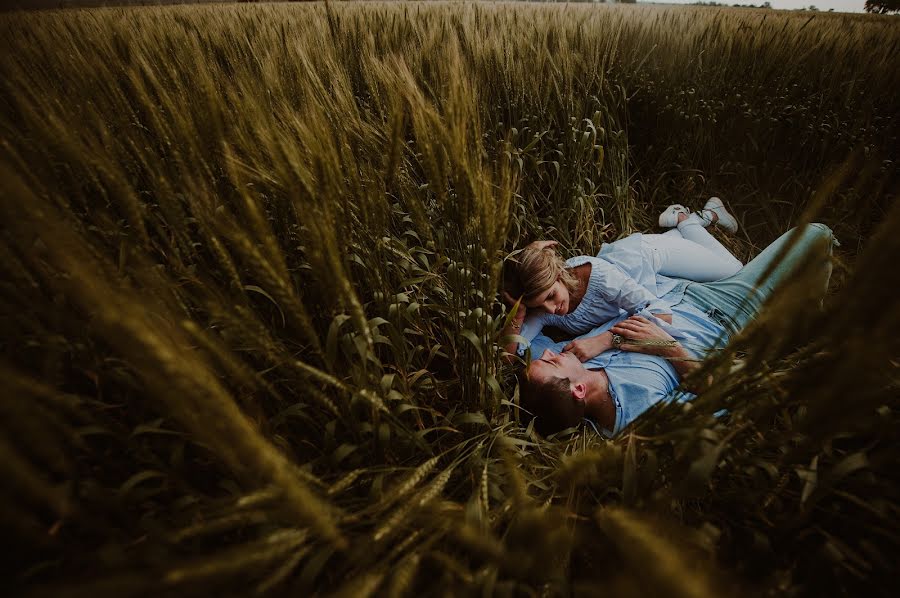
[502,198,743,361]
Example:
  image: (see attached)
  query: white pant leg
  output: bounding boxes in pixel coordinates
[644,229,743,282]
[661,228,683,238]
[676,214,743,273]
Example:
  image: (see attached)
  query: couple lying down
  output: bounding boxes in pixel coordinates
[501,199,837,437]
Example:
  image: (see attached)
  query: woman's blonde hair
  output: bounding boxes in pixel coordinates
[504,247,580,302]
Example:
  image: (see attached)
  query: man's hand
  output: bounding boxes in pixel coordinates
[563,331,613,362]
[610,316,677,356]
[612,315,704,382]
[525,240,559,251]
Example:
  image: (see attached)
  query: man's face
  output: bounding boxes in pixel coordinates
[524,280,571,316]
[527,349,588,424]
[530,349,585,382]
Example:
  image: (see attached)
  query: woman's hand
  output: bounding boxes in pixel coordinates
[610,316,676,355]
[501,290,520,308]
[499,296,528,364]
[501,291,528,327]
[525,240,559,251]
[500,293,527,330]
[509,298,527,329]
[563,331,613,362]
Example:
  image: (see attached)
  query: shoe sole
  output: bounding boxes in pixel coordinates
[704,197,738,233]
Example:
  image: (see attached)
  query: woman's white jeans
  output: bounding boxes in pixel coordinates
[643,214,743,282]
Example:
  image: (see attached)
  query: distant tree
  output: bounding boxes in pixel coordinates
[865,0,900,13]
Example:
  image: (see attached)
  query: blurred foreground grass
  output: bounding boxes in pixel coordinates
[0,3,898,596]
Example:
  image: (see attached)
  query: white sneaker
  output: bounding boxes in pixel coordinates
[702,197,739,233]
[658,204,690,228]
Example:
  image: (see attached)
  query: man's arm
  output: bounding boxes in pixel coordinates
[610,316,704,383]
[561,314,669,363]
[651,342,698,380]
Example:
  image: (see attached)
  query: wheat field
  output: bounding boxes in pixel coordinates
[0,2,898,596]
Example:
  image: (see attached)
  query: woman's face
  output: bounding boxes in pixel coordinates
[524,279,570,315]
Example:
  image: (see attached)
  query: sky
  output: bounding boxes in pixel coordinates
[640,0,868,12]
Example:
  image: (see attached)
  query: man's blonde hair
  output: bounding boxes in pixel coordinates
[506,247,580,302]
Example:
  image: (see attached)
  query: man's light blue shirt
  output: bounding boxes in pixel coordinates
[528,288,729,435]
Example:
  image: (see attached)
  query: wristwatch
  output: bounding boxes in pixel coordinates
[612,333,623,349]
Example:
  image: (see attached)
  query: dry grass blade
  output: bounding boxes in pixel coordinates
[596,507,719,598]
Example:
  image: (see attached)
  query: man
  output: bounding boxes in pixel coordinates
[519,223,837,437]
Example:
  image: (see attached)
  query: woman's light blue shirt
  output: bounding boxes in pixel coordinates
[517,235,681,356]
[518,233,696,355]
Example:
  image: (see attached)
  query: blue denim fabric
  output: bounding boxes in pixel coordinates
[681,223,836,332]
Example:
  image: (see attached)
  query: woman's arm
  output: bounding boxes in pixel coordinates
[500,307,526,361]
[592,260,674,321]
[499,291,526,360]
[563,330,615,362]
